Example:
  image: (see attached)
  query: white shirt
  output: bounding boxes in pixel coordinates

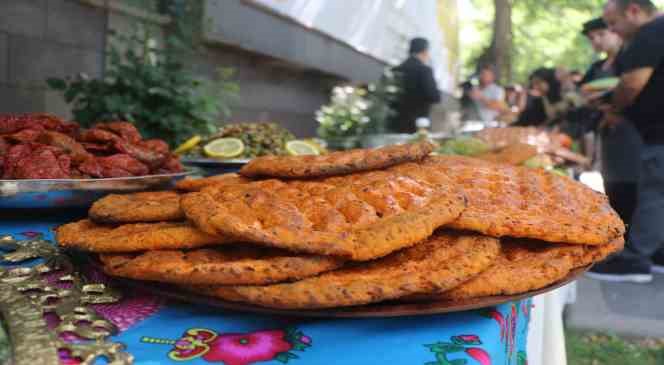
[476,83,505,122]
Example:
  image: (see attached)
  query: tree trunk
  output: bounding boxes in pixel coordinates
[492,0,512,82]
[478,0,513,82]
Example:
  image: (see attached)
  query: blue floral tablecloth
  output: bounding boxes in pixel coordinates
[0,219,531,365]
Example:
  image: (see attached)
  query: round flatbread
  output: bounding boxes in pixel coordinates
[175,173,252,192]
[239,141,434,179]
[182,162,466,261]
[423,155,625,245]
[56,219,229,253]
[89,191,184,223]
[426,237,624,301]
[99,246,345,285]
[193,232,500,309]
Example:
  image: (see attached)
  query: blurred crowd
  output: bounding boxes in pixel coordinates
[460,64,597,131]
[454,0,664,284]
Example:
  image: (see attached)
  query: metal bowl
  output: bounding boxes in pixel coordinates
[0,171,193,209]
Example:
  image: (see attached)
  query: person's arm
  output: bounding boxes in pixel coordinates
[514,89,528,112]
[579,66,595,86]
[612,67,655,111]
[472,87,507,112]
[611,28,663,111]
[420,67,441,103]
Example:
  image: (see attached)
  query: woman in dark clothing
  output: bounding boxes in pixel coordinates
[515,68,568,127]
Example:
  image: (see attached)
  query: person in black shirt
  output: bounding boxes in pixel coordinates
[580,17,643,285]
[389,38,441,134]
[581,18,623,83]
[589,0,664,282]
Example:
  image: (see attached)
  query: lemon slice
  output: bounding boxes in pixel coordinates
[302,138,327,154]
[174,135,202,155]
[286,140,320,156]
[204,138,245,158]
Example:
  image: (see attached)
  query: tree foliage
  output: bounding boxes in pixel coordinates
[461,0,659,83]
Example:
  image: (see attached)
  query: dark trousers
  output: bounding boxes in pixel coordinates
[624,145,664,265]
[603,182,638,229]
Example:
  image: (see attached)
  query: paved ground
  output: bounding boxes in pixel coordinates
[565,272,664,338]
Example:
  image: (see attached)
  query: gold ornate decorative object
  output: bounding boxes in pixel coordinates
[0,281,60,365]
[0,234,134,365]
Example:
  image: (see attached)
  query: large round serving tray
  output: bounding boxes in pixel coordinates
[180,157,250,166]
[0,171,193,209]
[180,157,249,175]
[122,265,589,318]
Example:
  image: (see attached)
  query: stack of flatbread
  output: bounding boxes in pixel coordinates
[476,127,591,166]
[56,141,624,309]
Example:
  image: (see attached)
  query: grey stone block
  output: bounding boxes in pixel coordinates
[186,43,331,136]
[0,33,8,83]
[44,89,73,119]
[0,0,47,38]
[8,35,103,87]
[0,84,45,113]
[46,0,106,49]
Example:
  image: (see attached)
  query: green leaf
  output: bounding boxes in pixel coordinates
[64,85,80,101]
[46,78,67,90]
[517,351,528,365]
[292,343,308,351]
[274,353,290,363]
[426,343,450,353]
[44,21,238,147]
[435,344,465,354]
[450,359,467,365]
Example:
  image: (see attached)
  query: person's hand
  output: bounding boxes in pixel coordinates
[600,111,624,129]
[596,102,615,114]
[469,88,482,100]
[587,93,605,107]
[581,89,606,100]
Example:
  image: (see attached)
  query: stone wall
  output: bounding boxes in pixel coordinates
[0,0,106,117]
[189,43,343,137]
[0,0,351,136]
[0,0,449,137]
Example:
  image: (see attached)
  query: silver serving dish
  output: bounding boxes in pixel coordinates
[181,157,250,166]
[180,157,249,176]
[0,171,193,209]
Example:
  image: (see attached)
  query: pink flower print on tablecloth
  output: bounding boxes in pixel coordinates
[143,327,311,364]
[425,335,492,365]
[204,330,293,365]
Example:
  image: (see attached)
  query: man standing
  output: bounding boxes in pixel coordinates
[581,17,643,284]
[470,65,507,124]
[390,38,441,134]
[580,18,623,83]
[589,0,664,282]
